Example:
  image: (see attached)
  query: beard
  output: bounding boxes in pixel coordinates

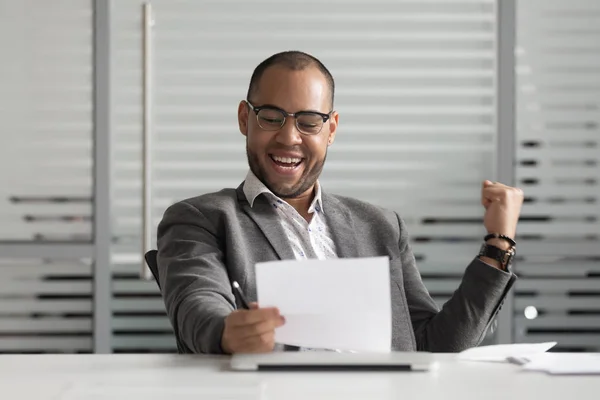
[246,142,327,199]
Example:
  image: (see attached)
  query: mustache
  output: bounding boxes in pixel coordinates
[267,146,306,155]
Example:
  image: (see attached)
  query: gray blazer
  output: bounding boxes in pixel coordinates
[156,183,516,354]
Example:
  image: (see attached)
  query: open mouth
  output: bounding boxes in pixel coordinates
[269,154,304,170]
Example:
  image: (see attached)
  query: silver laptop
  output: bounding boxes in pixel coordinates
[230,351,436,372]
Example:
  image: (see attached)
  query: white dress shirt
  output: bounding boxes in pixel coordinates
[243,170,338,260]
[243,170,348,352]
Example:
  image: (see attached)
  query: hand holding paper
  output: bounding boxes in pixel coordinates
[255,256,392,353]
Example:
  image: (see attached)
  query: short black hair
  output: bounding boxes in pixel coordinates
[246,50,335,108]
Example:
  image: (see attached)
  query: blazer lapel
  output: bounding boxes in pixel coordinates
[236,185,296,260]
[321,192,360,258]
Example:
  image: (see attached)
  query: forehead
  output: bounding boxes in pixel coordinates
[254,65,330,112]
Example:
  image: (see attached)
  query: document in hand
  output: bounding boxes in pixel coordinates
[255,256,391,352]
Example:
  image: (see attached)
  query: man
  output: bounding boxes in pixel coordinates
[156,51,523,354]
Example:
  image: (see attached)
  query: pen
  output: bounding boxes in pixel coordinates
[506,356,530,366]
[232,281,250,310]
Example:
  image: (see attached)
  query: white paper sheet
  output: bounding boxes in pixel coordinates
[522,353,600,375]
[255,256,391,353]
[457,342,557,362]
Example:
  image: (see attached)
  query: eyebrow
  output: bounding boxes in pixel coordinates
[259,103,327,114]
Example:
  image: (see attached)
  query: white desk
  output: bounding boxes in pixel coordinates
[0,353,598,399]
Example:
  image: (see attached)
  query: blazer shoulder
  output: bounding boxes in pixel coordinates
[160,188,241,224]
[329,193,399,220]
[179,188,239,213]
[328,193,411,249]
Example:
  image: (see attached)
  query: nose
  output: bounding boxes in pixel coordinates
[274,118,303,146]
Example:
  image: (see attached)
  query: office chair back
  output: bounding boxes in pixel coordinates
[144,250,161,288]
[144,250,191,354]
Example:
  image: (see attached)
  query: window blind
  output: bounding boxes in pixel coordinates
[110,0,497,352]
[0,0,93,243]
[514,0,600,352]
[0,0,93,353]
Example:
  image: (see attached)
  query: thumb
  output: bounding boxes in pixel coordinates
[248,302,259,310]
[482,180,493,188]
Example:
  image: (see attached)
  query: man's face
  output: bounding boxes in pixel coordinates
[238,66,338,199]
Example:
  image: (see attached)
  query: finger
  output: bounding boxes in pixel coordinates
[249,302,259,310]
[482,188,525,208]
[242,331,276,353]
[228,307,281,327]
[482,180,495,206]
[233,316,285,340]
[483,185,523,198]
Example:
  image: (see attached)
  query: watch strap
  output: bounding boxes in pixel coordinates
[479,243,515,271]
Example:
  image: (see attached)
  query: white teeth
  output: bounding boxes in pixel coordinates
[272,155,302,164]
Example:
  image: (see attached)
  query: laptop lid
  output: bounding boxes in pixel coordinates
[230,351,436,372]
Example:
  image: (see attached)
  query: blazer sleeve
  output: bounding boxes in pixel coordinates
[395,213,517,352]
[156,200,234,354]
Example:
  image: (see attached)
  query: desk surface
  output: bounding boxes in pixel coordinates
[1,353,598,400]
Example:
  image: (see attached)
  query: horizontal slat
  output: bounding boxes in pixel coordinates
[518,169,600,182]
[113,280,161,295]
[0,281,91,295]
[516,223,600,236]
[0,264,91,278]
[0,337,91,352]
[515,316,600,329]
[520,203,600,217]
[112,299,167,312]
[422,279,462,293]
[517,186,599,198]
[515,296,600,311]
[118,48,495,60]
[417,242,600,257]
[517,147,599,158]
[0,300,91,313]
[0,318,91,333]
[515,334,600,348]
[112,317,172,331]
[516,262,600,277]
[0,244,93,258]
[418,263,471,275]
[111,335,177,350]
[516,279,600,293]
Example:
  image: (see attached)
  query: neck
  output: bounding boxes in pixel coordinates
[284,186,315,222]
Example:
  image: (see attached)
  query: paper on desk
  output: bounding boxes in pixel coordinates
[522,353,600,375]
[255,256,391,353]
[457,342,557,362]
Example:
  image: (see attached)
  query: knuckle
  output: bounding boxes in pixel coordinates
[509,187,523,198]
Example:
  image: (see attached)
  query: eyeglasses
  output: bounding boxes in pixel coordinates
[245,100,332,135]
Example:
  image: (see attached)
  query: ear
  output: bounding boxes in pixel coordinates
[238,100,249,136]
[326,111,339,146]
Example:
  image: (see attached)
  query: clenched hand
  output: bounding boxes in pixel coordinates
[481,180,524,240]
[221,302,285,354]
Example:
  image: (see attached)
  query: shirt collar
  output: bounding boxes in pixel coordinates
[242,169,324,213]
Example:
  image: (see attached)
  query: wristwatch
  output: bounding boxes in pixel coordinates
[478,243,515,272]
